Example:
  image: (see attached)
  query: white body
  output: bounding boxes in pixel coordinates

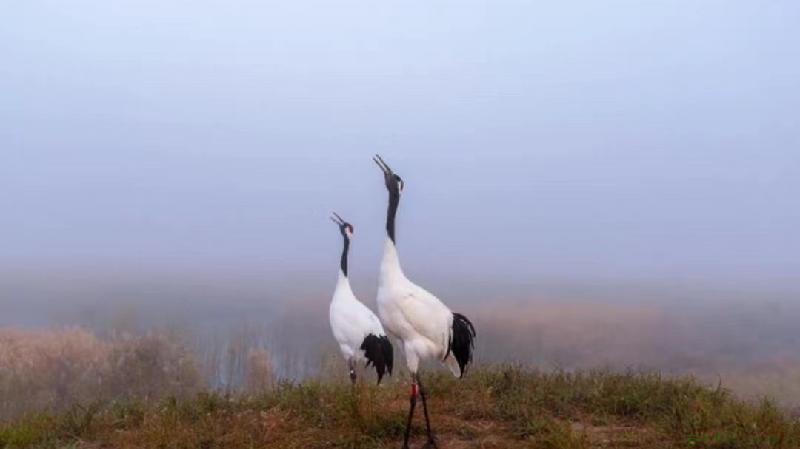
[377,238,460,376]
[329,271,387,362]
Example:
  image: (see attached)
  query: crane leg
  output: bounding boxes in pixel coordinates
[402,375,418,449]
[348,359,357,386]
[417,373,438,448]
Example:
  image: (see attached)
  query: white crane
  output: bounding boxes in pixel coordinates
[328,212,394,385]
[372,155,476,449]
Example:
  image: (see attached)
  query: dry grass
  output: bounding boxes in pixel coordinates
[0,328,202,420]
[2,366,799,449]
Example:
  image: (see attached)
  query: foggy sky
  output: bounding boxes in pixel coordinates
[2,1,799,291]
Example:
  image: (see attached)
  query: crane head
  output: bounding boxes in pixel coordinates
[329,212,354,238]
[373,154,404,195]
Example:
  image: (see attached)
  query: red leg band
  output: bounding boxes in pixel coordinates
[411,383,418,397]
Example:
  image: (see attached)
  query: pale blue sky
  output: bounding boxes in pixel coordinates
[2,1,799,289]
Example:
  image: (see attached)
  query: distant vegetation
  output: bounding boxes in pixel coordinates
[3,292,800,422]
[0,328,202,420]
[2,366,799,449]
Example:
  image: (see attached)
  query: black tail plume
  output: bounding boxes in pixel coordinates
[360,334,394,384]
[448,313,476,377]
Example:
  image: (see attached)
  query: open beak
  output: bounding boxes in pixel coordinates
[330,212,345,226]
[373,154,393,175]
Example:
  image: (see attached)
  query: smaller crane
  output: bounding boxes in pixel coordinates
[328,212,393,384]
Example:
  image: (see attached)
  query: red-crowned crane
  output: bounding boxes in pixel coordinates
[328,212,393,385]
[372,156,476,449]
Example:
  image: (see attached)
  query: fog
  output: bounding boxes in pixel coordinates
[1,0,799,412]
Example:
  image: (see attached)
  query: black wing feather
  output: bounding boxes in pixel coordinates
[448,312,476,377]
[360,334,394,384]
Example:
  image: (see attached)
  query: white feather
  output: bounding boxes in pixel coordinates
[376,238,456,375]
[330,271,386,362]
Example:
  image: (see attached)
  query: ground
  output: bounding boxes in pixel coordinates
[1,366,798,449]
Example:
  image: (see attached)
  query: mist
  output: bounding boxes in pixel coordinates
[2,0,799,414]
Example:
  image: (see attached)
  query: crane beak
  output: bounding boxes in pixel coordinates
[373,154,392,175]
[330,212,345,226]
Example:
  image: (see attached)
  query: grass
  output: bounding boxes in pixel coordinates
[1,366,799,449]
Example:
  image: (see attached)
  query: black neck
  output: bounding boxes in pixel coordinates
[386,191,399,243]
[340,236,350,277]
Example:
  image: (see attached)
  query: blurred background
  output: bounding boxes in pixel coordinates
[2,1,799,418]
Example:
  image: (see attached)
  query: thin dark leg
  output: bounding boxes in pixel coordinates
[348,359,357,386]
[402,375,418,449]
[418,374,438,448]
